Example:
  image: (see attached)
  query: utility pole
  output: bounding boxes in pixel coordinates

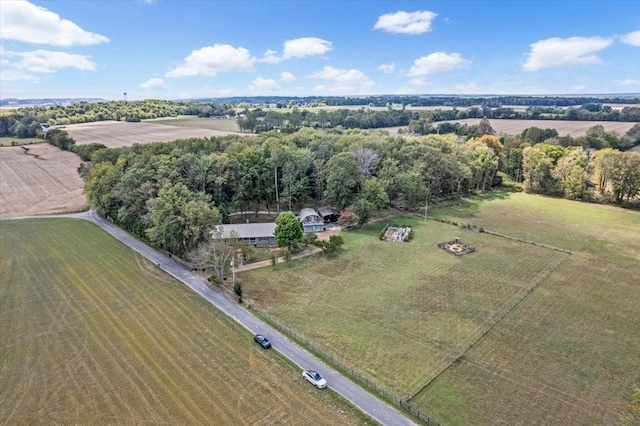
[274,166,280,214]
[231,257,236,284]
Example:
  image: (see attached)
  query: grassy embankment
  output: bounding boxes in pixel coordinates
[0,219,372,425]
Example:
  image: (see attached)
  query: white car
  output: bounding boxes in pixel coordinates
[302,369,327,389]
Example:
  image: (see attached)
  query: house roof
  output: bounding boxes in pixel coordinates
[215,223,276,239]
[299,208,320,221]
[317,207,338,216]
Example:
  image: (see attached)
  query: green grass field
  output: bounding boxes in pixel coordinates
[239,218,565,396]
[239,193,640,425]
[0,219,371,425]
[144,115,242,132]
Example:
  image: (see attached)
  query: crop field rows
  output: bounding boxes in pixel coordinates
[240,219,566,397]
[0,219,368,425]
[0,144,86,218]
[65,120,248,148]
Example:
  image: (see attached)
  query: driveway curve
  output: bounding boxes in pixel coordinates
[3,210,417,426]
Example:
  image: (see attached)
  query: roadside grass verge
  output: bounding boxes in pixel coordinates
[239,217,562,396]
[0,219,371,425]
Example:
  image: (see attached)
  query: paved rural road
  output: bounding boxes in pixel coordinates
[5,210,417,426]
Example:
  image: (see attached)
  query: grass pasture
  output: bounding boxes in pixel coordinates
[239,218,565,396]
[0,219,370,425]
[0,136,43,147]
[239,193,640,425]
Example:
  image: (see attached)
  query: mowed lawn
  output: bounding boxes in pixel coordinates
[239,218,564,396]
[0,219,370,425]
[409,193,640,425]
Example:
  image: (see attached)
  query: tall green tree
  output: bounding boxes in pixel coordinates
[324,152,362,211]
[274,211,304,250]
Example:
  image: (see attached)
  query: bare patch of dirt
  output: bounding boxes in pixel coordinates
[0,143,87,217]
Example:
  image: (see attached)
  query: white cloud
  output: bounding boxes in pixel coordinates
[4,49,97,73]
[378,63,395,74]
[166,44,254,77]
[374,10,437,35]
[620,30,640,46]
[259,49,280,64]
[247,77,279,93]
[141,77,165,90]
[279,72,295,82]
[408,52,469,76]
[0,0,109,46]
[522,36,613,72]
[310,65,374,95]
[283,37,332,59]
[618,79,640,86]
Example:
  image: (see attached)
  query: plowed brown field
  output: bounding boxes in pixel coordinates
[66,120,246,148]
[0,144,86,217]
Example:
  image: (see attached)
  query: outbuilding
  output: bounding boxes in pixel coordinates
[298,208,326,233]
[317,207,339,223]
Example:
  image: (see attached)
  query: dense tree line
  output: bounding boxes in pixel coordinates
[80,127,506,257]
[0,100,235,137]
[237,108,414,133]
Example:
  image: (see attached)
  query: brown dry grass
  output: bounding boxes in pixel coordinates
[65,120,246,148]
[0,144,87,217]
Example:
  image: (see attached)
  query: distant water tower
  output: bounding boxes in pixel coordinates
[123,92,127,102]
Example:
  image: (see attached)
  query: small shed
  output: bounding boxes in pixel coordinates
[214,223,276,246]
[317,207,339,223]
[299,208,325,233]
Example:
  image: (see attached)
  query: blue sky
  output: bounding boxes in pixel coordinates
[1,0,639,100]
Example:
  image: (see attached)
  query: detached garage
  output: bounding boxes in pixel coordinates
[298,208,325,233]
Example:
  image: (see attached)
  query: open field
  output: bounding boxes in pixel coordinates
[0,219,370,425]
[435,118,637,137]
[0,144,86,218]
[404,193,640,424]
[65,120,248,148]
[145,115,243,132]
[239,193,640,425]
[431,191,640,266]
[239,218,565,396]
[629,144,640,153]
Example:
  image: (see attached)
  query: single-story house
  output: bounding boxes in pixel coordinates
[214,223,276,246]
[299,208,326,233]
[317,207,339,223]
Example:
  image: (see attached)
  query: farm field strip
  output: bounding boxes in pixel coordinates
[240,218,564,396]
[433,118,636,137]
[144,115,243,132]
[64,120,248,148]
[0,144,86,218]
[0,219,368,425]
